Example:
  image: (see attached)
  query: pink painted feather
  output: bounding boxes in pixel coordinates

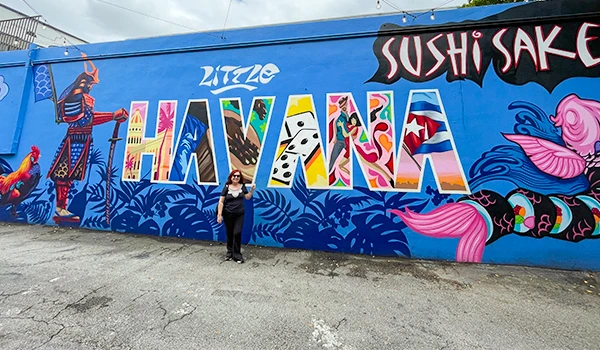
[503,134,586,179]
[389,203,488,263]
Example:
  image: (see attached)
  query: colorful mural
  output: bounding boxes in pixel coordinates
[269,95,328,188]
[123,101,174,182]
[396,90,469,193]
[34,54,129,224]
[327,92,395,190]
[1,0,599,270]
[169,100,218,184]
[395,94,600,262]
[0,146,41,216]
[222,97,275,183]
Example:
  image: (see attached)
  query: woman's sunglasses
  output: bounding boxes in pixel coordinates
[232,175,241,178]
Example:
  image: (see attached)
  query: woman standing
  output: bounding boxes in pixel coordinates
[217,170,256,263]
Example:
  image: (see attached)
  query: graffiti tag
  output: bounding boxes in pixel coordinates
[199,63,280,95]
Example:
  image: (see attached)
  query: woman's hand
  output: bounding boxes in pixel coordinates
[251,184,256,192]
[217,214,223,224]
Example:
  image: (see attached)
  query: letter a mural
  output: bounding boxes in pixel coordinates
[395,90,469,194]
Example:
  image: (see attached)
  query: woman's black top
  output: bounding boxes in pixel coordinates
[221,184,248,214]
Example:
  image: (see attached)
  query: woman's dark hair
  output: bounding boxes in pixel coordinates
[225,170,245,185]
[348,113,361,127]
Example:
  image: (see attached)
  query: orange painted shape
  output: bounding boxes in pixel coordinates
[378,134,393,152]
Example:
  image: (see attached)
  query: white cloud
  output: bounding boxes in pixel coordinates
[2,0,467,43]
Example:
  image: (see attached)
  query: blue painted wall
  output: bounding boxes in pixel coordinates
[1,1,600,270]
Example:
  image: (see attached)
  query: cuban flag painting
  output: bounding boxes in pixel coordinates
[396,90,470,194]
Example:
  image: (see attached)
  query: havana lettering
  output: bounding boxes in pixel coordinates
[122,90,469,194]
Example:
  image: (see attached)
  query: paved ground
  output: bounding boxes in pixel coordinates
[0,223,599,350]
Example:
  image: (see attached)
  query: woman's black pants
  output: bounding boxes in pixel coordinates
[223,211,244,260]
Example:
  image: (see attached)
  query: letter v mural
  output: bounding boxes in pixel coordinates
[221,97,275,183]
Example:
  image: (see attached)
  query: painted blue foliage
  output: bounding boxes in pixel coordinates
[247,172,442,257]
[162,183,221,240]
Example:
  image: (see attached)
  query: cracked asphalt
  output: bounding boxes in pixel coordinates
[1,223,599,350]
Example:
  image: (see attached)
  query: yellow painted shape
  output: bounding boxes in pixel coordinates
[304,148,328,187]
[287,96,314,116]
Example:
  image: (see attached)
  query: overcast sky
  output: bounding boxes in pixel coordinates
[3,0,468,43]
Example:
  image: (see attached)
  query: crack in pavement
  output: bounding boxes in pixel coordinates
[157,302,168,318]
[117,290,152,313]
[163,305,197,331]
[0,289,29,302]
[50,285,108,321]
[333,317,347,330]
[0,315,49,326]
[169,244,190,255]
[131,290,151,303]
[33,323,65,350]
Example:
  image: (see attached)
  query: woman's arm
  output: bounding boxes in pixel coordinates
[217,196,225,223]
[244,184,256,200]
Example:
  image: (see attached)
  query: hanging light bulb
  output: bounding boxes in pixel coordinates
[402,14,407,23]
[13,39,18,45]
[376,0,381,9]
[42,24,46,30]
[430,10,435,20]
[64,47,69,56]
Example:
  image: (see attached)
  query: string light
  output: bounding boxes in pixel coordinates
[430,10,435,20]
[402,14,407,23]
[20,0,84,54]
[376,0,381,9]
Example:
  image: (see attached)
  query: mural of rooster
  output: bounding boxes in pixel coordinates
[0,146,41,216]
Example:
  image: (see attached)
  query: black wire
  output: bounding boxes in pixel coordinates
[93,0,220,37]
[20,0,41,16]
[412,0,459,19]
[221,0,234,39]
[381,0,417,18]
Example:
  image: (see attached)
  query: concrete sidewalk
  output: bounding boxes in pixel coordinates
[0,223,598,350]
